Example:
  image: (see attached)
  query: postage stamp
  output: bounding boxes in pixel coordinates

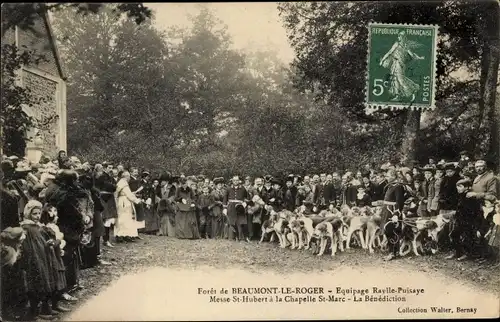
[366,23,439,110]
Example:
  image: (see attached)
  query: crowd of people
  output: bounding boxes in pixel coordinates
[1,149,499,320]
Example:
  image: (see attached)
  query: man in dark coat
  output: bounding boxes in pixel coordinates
[94,165,117,247]
[128,168,146,239]
[283,175,297,211]
[321,174,336,210]
[446,178,482,261]
[371,172,388,203]
[381,169,407,261]
[439,163,461,214]
[223,176,249,242]
[44,170,88,296]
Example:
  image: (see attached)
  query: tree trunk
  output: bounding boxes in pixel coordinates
[400,109,421,165]
[484,4,500,172]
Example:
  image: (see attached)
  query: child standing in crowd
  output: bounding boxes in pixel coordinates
[20,200,64,320]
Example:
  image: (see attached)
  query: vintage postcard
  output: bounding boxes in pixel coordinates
[1,1,499,321]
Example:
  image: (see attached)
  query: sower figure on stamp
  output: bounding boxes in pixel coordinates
[381,169,406,261]
[223,175,249,242]
[379,30,425,102]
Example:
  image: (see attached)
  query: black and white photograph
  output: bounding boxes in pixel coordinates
[1,1,499,321]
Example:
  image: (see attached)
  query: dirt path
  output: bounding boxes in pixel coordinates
[61,235,499,320]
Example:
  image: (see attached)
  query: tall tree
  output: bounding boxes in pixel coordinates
[278,0,498,163]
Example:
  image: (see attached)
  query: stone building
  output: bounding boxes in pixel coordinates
[2,8,67,162]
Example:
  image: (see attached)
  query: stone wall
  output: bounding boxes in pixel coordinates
[22,69,59,156]
[17,13,59,76]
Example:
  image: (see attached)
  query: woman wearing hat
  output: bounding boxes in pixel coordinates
[157,174,177,237]
[174,177,200,239]
[44,169,89,300]
[210,177,226,239]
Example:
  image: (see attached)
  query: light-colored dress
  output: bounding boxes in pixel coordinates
[114,179,141,237]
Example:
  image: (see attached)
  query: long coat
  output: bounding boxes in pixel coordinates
[94,172,117,221]
[223,185,248,226]
[439,174,460,211]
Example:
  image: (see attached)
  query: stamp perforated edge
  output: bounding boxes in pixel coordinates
[364,22,439,112]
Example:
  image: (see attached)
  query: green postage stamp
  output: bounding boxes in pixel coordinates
[366,23,439,110]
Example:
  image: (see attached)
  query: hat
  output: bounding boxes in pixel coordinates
[456,178,472,188]
[286,174,294,182]
[186,175,196,182]
[142,171,151,178]
[0,227,25,248]
[169,175,180,184]
[14,161,31,173]
[159,172,171,182]
[264,175,272,183]
[23,199,43,220]
[7,155,19,161]
[271,178,282,186]
[213,177,225,185]
[197,174,206,181]
[443,162,458,171]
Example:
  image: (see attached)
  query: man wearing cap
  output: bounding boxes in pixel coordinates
[223,175,249,242]
[381,169,406,261]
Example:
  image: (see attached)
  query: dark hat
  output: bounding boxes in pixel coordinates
[264,175,272,183]
[443,162,458,171]
[159,172,171,182]
[286,174,294,182]
[56,169,78,184]
[420,164,436,172]
[413,173,425,182]
[456,178,472,187]
[142,171,151,178]
[213,177,225,185]
[271,178,282,186]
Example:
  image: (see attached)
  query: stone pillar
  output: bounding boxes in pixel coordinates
[25,131,44,163]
